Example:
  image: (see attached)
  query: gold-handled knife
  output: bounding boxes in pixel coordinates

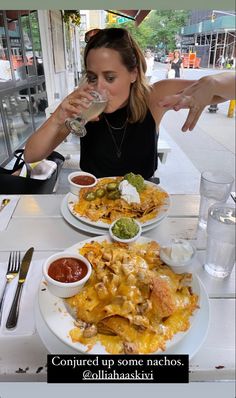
[0,198,10,212]
[6,247,34,329]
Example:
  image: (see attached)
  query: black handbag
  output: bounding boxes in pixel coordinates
[0,149,65,194]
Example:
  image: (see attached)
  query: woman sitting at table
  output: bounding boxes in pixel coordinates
[24,28,235,180]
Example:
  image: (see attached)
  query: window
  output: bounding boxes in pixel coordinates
[0,11,12,81]
[0,10,47,165]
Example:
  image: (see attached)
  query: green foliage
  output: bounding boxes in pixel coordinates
[29,12,42,52]
[106,10,189,52]
[20,11,42,53]
[147,10,189,51]
[63,10,81,26]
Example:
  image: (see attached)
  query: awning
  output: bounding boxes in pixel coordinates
[107,10,151,26]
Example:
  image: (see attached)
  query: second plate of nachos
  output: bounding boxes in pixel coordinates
[67,175,170,228]
[38,236,205,355]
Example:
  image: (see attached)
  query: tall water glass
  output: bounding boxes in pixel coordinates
[65,90,108,137]
[198,170,234,229]
[204,204,235,278]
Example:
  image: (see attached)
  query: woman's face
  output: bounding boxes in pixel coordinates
[174,51,179,59]
[86,48,137,113]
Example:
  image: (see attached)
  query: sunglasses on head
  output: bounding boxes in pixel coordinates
[85,28,128,43]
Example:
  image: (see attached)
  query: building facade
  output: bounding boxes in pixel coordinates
[180,10,236,68]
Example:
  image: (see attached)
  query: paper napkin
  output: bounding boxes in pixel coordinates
[0,259,43,336]
[19,160,57,180]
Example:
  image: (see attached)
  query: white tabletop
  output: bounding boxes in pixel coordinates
[0,194,235,382]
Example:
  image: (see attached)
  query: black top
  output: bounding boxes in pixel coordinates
[171,59,182,78]
[80,105,158,179]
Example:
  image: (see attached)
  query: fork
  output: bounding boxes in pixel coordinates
[0,251,21,325]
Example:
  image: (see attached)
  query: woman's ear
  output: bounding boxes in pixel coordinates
[130,67,138,84]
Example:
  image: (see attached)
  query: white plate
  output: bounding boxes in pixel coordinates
[61,194,166,235]
[38,236,209,356]
[67,180,170,229]
[61,194,107,235]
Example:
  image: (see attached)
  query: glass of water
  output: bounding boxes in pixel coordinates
[198,170,234,229]
[65,90,108,137]
[204,203,235,278]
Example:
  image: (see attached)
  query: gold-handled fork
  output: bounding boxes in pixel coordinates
[0,252,21,325]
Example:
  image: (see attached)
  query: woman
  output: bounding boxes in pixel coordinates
[24,28,234,179]
[168,50,183,78]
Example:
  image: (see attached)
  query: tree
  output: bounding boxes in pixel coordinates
[146,10,189,52]
[106,19,153,50]
[106,10,189,52]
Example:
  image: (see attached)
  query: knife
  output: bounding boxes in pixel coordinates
[6,247,34,329]
[0,198,10,212]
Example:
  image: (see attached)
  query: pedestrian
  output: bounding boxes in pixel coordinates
[144,49,154,83]
[24,28,235,178]
[216,54,225,69]
[168,50,183,78]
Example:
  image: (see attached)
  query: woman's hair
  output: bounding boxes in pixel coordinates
[173,49,181,58]
[84,28,150,123]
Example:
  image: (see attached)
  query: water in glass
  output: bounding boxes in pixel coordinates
[198,170,234,229]
[204,204,235,278]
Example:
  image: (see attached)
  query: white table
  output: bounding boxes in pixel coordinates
[0,194,234,382]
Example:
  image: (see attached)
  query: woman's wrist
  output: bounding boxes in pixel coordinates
[199,75,215,97]
[50,107,67,129]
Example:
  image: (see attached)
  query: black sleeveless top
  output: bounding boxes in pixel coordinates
[171,59,182,78]
[80,105,158,179]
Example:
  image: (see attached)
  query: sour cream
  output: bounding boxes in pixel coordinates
[119,180,140,204]
[161,239,194,265]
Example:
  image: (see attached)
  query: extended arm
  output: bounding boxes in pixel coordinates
[152,73,235,131]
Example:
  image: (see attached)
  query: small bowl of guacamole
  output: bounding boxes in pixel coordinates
[109,217,142,243]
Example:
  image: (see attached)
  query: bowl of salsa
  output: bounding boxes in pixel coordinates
[68,171,97,196]
[43,252,92,298]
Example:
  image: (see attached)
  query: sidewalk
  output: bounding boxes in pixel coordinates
[155,127,200,194]
[160,103,235,192]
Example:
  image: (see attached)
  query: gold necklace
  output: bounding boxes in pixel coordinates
[103,115,128,130]
[104,115,129,159]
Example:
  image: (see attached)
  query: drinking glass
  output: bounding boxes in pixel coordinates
[65,90,108,137]
[204,204,235,278]
[198,170,234,229]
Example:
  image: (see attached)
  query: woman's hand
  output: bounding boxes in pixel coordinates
[52,83,95,127]
[158,76,216,132]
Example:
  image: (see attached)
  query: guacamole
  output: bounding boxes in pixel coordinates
[124,172,145,193]
[112,217,139,239]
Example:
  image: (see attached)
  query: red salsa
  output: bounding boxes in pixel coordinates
[71,175,95,186]
[48,257,88,283]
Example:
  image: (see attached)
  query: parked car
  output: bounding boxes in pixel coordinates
[154,52,162,62]
[160,55,169,63]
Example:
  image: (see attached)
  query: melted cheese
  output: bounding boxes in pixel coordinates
[67,240,198,354]
[73,177,169,224]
